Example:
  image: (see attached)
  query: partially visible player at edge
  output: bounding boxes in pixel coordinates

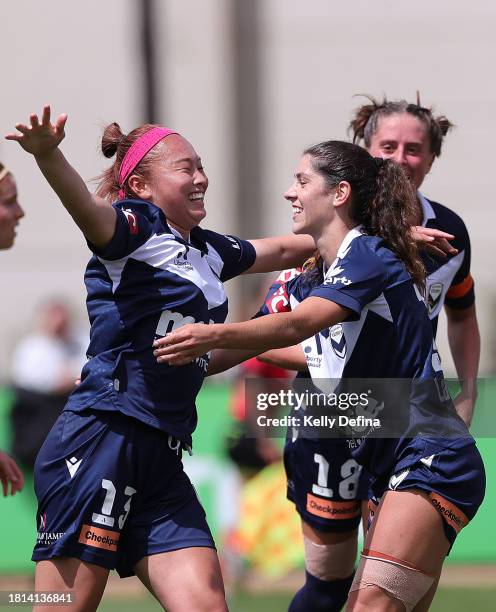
[0,162,25,497]
[6,106,316,612]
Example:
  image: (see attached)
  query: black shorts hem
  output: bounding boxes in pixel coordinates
[116,539,217,578]
[287,490,361,533]
[297,509,361,533]
[32,547,115,571]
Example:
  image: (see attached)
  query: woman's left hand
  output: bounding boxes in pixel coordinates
[153,324,217,366]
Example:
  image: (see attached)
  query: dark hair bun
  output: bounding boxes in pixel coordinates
[101,122,125,158]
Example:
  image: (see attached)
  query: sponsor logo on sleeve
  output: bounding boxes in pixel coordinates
[78,525,120,551]
[275,268,302,283]
[268,284,291,313]
[324,266,352,286]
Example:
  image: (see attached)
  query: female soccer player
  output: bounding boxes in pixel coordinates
[248,96,478,611]
[154,140,485,611]
[0,162,25,497]
[6,106,315,612]
[350,95,479,427]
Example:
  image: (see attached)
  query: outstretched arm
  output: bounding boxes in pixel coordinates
[241,226,453,276]
[245,234,315,273]
[154,297,350,365]
[244,227,454,276]
[5,105,116,248]
[446,304,480,426]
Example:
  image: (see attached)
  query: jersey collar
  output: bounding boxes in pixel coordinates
[167,221,208,255]
[336,225,363,259]
[418,192,436,227]
[322,226,362,278]
[169,225,190,243]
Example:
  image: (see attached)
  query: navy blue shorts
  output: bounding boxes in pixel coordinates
[368,442,486,546]
[357,468,373,501]
[284,436,362,532]
[33,410,214,577]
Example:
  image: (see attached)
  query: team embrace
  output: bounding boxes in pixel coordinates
[3,95,484,612]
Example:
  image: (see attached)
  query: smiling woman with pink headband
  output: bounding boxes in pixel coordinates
[5,106,316,612]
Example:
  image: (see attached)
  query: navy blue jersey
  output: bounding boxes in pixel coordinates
[288,229,432,380]
[420,194,475,335]
[262,228,471,477]
[65,199,256,444]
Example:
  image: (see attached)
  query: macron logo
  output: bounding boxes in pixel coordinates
[66,456,82,479]
[226,236,241,250]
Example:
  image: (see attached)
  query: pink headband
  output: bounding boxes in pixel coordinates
[118,126,178,198]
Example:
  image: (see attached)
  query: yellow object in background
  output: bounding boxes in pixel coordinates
[228,461,304,578]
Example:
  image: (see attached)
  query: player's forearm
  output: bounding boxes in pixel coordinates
[446,305,480,400]
[154,298,348,367]
[258,345,308,371]
[35,148,115,246]
[210,312,314,352]
[207,348,260,376]
[247,234,314,273]
[209,298,348,353]
[277,234,316,267]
